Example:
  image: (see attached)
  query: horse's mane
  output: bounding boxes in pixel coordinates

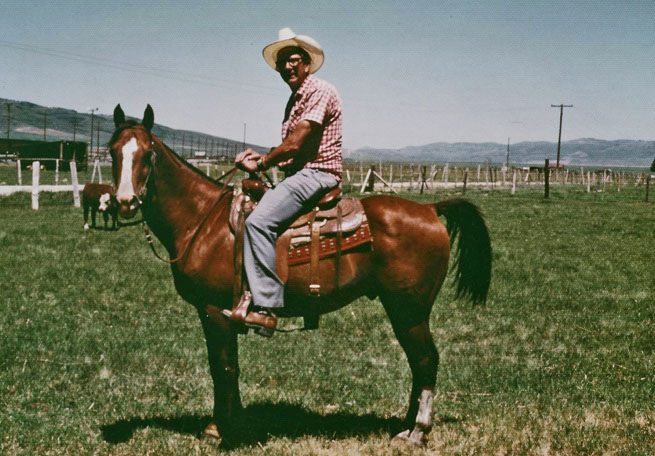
[107,122,230,190]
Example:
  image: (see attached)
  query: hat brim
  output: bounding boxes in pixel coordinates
[262,36,324,74]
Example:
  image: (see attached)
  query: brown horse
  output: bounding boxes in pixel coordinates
[109,104,492,445]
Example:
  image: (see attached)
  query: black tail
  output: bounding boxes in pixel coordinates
[434,198,492,305]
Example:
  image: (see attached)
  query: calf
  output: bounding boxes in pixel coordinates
[82,183,118,230]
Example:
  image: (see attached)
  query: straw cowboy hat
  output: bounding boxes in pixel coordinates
[262,27,324,74]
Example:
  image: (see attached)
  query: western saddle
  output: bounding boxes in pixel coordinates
[226,178,372,331]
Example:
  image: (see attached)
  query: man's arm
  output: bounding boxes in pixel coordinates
[262,120,320,168]
[235,119,319,172]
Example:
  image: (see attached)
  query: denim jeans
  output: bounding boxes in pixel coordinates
[243,168,339,308]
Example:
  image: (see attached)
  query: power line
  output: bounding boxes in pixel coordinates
[0,39,282,96]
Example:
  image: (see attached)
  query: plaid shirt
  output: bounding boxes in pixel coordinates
[278,74,342,180]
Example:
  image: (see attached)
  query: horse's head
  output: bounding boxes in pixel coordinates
[110,104,155,218]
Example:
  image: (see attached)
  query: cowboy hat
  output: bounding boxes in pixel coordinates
[262,27,324,74]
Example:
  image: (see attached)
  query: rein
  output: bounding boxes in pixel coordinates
[140,155,239,265]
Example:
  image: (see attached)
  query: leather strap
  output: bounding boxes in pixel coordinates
[334,203,342,292]
[309,207,321,296]
[232,197,246,309]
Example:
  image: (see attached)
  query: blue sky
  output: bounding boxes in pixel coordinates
[1,0,654,149]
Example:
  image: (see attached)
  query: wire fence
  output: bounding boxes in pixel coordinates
[1,157,653,209]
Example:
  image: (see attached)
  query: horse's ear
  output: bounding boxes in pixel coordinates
[142,104,154,131]
[113,104,125,128]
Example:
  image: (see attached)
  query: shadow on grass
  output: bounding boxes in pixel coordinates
[101,401,408,448]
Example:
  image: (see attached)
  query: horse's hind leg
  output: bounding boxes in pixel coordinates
[197,304,243,444]
[381,293,438,445]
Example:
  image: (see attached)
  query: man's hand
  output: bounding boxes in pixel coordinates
[235,148,261,172]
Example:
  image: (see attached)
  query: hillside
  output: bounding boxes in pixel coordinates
[347,138,655,167]
[2,97,653,166]
[0,98,267,156]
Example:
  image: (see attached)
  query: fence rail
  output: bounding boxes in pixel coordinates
[1,158,653,209]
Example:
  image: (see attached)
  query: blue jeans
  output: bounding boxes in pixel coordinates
[243,168,339,309]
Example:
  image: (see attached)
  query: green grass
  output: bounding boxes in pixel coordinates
[1,185,654,455]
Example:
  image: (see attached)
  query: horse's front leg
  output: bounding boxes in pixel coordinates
[197,304,243,443]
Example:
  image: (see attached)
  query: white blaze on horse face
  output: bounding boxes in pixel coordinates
[99,193,111,211]
[116,138,138,206]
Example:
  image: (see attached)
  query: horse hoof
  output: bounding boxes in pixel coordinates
[392,429,426,446]
[202,422,220,441]
[84,224,90,230]
[392,429,411,441]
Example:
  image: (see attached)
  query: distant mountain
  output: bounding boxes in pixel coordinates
[347,138,655,167]
[3,97,654,167]
[0,98,267,156]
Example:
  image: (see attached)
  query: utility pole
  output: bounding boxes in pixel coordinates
[43,111,47,141]
[551,104,573,168]
[243,122,246,149]
[88,107,98,154]
[506,137,510,168]
[6,103,11,150]
[72,115,77,142]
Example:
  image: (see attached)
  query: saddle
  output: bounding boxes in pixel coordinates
[228,178,373,312]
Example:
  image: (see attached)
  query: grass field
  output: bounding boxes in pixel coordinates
[1,185,654,455]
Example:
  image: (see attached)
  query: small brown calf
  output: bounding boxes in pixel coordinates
[82,183,118,230]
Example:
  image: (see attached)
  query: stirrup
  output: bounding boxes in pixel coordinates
[223,290,252,324]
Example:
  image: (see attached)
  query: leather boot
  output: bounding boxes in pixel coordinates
[244,308,277,337]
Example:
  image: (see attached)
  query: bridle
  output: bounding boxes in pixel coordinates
[115,127,238,265]
[140,168,237,265]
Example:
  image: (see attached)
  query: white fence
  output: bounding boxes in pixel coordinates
[0,159,86,209]
[2,158,653,209]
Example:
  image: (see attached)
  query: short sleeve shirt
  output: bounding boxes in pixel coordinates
[278,74,342,180]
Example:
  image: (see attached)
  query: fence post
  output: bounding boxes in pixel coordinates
[646,176,651,202]
[55,159,60,185]
[17,160,22,185]
[511,168,517,195]
[463,170,468,194]
[409,164,414,191]
[420,166,427,194]
[544,159,550,199]
[360,167,373,193]
[91,158,97,182]
[366,165,376,192]
[70,160,81,208]
[31,161,40,210]
[617,172,621,192]
[587,172,591,193]
[430,164,435,188]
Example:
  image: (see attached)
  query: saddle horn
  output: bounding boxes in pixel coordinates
[113,104,125,128]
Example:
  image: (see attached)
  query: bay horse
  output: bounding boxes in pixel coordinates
[108,104,491,446]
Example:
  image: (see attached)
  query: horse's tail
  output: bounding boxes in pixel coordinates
[433,198,492,305]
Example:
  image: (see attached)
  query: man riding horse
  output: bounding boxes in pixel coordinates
[234,28,343,335]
